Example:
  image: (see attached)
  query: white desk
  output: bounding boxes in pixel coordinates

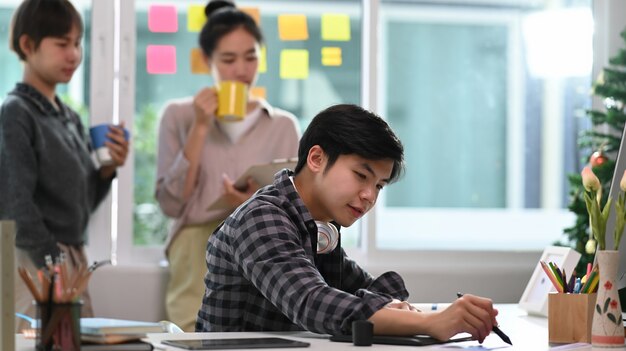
[13,305,625,350]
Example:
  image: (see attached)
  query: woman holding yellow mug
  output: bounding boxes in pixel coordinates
[155,0,300,332]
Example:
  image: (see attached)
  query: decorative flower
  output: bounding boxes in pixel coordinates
[613,170,626,250]
[582,166,601,192]
[596,297,623,326]
[581,166,612,251]
[604,280,613,290]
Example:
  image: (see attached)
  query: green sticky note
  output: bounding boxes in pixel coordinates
[280,49,309,79]
[188,4,206,32]
[321,13,350,41]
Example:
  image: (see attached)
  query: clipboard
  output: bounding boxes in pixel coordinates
[207,159,297,211]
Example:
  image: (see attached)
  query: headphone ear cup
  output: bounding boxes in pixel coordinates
[315,221,339,254]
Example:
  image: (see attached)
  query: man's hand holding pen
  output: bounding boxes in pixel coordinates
[456,292,512,345]
[419,293,499,344]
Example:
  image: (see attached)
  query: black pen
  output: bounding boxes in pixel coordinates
[456,292,512,345]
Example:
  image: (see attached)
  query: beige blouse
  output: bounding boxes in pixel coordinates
[155,98,300,252]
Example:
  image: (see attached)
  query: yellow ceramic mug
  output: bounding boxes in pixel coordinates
[216,81,248,121]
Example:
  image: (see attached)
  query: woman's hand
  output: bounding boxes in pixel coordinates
[424,294,498,343]
[221,174,261,208]
[193,87,218,127]
[100,121,129,179]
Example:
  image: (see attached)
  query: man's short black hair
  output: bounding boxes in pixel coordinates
[294,104,405,183]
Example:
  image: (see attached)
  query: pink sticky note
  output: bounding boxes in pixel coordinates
[148,5,178,33]
[146,45,177,74]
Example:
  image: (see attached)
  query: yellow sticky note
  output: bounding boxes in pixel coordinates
[321,14,351,41]
[321,47,342,66]
[241,7,261,26]
[188,4,207,32]
[190,47,210,74]
[250,86,267,100]
[280,49,308,79]
[258,46,267,73]
[278,14,308,41]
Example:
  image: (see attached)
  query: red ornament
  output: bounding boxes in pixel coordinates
[590,151,607,168]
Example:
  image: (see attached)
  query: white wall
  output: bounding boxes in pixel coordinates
[87,252,539,322]
[88,265,168,322]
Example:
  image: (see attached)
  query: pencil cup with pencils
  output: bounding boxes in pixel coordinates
[35,300,82,351]
[18,256,110,351]
[541,259,600,344]
[548,292,596,343]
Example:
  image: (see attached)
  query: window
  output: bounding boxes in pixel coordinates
[376,1,592,250]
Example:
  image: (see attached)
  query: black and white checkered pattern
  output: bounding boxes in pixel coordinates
[196,170,409,335]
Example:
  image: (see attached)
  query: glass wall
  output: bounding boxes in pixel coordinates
[377,1,592,250]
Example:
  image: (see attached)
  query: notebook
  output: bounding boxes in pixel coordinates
[81,340,153,350]
[329,334,473,346]
[82,332,146,344]
[80,318,164,335]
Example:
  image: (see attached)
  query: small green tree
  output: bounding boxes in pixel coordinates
[133,104,169,245]
[559,28,626,276]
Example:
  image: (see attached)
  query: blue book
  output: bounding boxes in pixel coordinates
[80,318,164,335]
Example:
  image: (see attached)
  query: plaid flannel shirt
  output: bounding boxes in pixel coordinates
[196,169,409,334]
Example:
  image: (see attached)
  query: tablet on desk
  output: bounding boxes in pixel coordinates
[161,337,310,350]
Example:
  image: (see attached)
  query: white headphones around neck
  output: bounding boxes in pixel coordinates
[315,221,339,254]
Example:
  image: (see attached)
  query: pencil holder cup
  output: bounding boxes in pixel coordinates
[35,301,82,351]
[548,292,596,344]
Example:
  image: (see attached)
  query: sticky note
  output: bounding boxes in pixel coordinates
[321,14,351,41]
[188,4,207,32]
[250,86,266,100]
[321,47,342,66]
[148,5,178,33]
[241,7,261,26]
[280,49,308,79]
[278,14,308,41]
[258,46,267,73]
[147,45,176,74]
[190,47,210,74]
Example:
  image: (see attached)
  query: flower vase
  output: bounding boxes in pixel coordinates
[591,250,625,347]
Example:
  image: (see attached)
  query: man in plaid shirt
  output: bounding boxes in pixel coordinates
[196,104,498,342]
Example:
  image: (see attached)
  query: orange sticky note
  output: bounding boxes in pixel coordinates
[321,47,342,66]
[321,13,351,41]
[241,7,261,26]
[148,5,178,33]
[278,14,308,41]
[188,4,207,32]
[280,49,308,79]
[147,45,176,74]
[258,46,267,73]
[190,47,210,74]
[250,86,266,100]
